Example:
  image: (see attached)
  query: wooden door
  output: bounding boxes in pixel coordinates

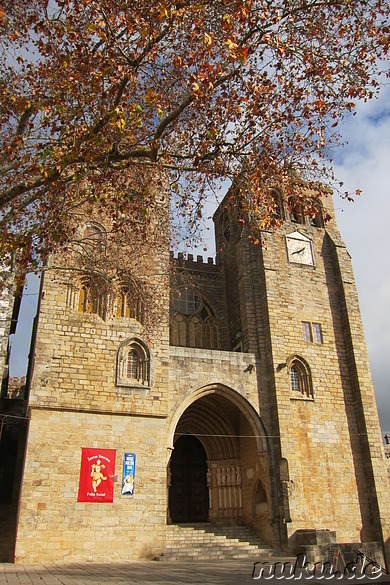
[169,435,208,522]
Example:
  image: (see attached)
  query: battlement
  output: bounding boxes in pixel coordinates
[170,251,219,273]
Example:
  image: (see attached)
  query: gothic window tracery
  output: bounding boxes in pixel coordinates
[71,222,108,319]
[127,350,140,380]
[77,281,106,319]
[115,290,144,323]
[290,366,300,391]
[170,288,220,349]
[78,284,91,314]
[172,287,201,315]
[116,291,125,318]
[117,338,150,388]
[288,356,313,398]
[204,316,218,349]
[81,222,106,256]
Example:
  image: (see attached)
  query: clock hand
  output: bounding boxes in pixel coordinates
[292,247,305,255]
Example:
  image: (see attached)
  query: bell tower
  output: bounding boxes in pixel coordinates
[214,185,390,562]
[14,169,172,562]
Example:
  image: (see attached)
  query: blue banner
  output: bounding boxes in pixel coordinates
[122,453,136,496]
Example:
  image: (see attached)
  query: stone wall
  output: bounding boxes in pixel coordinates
[260,223,364,543]
[28,267,170,417]
[168,346,258,413]
[16,409,167,562]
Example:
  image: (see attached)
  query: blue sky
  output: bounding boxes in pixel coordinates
[8,272,41,377]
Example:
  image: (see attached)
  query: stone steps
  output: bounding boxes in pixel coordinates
[161,523,276,560]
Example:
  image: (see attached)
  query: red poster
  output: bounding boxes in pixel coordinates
[78,448,116,502]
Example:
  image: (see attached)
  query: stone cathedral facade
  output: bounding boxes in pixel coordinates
[1,175,389,565]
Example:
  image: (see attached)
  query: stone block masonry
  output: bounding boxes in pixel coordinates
[15,408,167,563]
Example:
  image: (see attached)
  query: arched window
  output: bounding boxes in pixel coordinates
[204,316,218,349]
[171,313,187,346]
[189,315,203,347]
[127,349,141,381]
[288,197,304,225]
[81,222,106,256]
[78,281,106,319]
[172,287,202,315]
[290,366,301,391]
[270,189,284,221]
[170,289,220,349]
[117,339,150,388]
[288,356,313,398]
[71,224,107,318]
[308,201,324,228]
[115,290,144,324]
[78,285,89,313]
[116,291,125,318]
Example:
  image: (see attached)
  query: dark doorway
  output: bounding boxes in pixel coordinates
[169,435,209,522]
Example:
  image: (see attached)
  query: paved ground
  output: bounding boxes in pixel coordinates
[1,559,390,585]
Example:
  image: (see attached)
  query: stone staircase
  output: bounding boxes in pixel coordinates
[161,523,276,560]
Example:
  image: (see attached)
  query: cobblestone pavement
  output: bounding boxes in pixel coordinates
[1,559,390,585]
[1,559,254,585]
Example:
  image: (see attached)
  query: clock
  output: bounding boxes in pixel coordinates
[286,232,314,266]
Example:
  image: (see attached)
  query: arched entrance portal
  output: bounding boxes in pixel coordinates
[169,435,209,522]
[168,388,274,545]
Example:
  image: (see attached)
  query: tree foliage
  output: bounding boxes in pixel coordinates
[0,0,389,265]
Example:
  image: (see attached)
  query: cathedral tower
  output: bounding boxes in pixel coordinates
[213,185,390,562]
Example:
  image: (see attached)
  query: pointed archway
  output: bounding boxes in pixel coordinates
[167,386,276,546]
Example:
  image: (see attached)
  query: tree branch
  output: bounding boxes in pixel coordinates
[0,170,60,208]
[152,66,241,159]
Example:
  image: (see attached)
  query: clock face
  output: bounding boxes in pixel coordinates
[286,233,314,266]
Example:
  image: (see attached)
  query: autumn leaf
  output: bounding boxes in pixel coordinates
[0,0,388,269]
[204,33,213,46]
